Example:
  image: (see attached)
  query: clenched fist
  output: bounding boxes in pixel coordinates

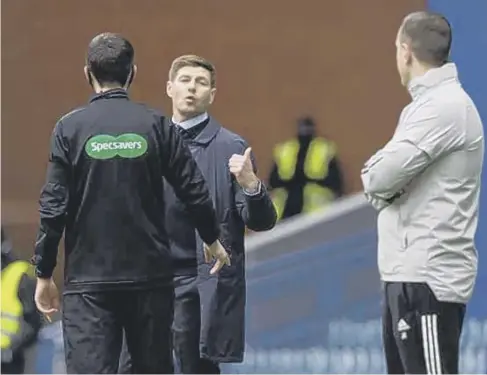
[228,147,260,192]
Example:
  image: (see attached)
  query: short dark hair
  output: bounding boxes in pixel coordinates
[86,32,134,86]
[169,55,216,87]
[400,11,452,67]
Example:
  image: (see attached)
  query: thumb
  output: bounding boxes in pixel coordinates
[243,147,252,160]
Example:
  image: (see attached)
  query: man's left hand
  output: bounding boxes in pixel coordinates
[35,277,59,322]
[228,147,260,192]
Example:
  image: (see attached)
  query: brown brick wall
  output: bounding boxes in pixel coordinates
[1,0,424,280]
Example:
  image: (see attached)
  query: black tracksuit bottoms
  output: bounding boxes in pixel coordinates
[382,282,466,374]
[62,285,174,374]
[172,274,220,374]
[118,274,220,374]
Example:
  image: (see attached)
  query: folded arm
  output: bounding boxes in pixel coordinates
[361,101,464,206]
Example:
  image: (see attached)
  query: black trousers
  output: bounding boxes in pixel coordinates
[382,282,466,374]
[118,275,219,374]
[63,286,174,374]
[172,274,220,374]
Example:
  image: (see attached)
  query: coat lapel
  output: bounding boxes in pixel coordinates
[192,116,221,146]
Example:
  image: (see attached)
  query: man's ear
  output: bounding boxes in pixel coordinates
[166,81,173,98]
[124,65,137,88]
[209,87,217,105]
[401,42,413,66]
[84,65,95,88]
[83,66,90,82]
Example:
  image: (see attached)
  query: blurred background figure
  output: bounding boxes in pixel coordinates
[268,117,344,221]
[1,227,41,374]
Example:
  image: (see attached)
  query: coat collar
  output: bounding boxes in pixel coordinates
[407,62,459,100]
[190,115,221,146]
[89,88,129,103]
[172,112,209,130]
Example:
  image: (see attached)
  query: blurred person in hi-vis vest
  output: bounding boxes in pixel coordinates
[1,227,41,374]
[268,116,344,221]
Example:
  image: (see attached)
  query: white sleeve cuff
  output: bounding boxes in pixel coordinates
[243,181,262,196]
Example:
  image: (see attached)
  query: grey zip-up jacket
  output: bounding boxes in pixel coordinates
[361,63,484,304]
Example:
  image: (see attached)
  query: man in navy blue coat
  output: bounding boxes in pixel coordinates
[119,54,277,374]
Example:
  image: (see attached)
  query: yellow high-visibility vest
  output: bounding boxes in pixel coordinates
[1,260,34,350]
[272,138,336,220]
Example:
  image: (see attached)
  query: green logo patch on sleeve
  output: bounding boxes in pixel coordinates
[85,133,148,159]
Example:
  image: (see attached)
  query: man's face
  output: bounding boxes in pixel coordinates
[395,29,412,87]
[166,66,216,117]
[297,122,315,138]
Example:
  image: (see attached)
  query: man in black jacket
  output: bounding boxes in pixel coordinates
[119,54,277,374]
[31,34,229,374]
[1,227,42,374]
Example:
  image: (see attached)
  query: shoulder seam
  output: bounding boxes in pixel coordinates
[220,127,246,143]
[58,107,87,123]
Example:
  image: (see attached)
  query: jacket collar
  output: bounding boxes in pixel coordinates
[189,116,221,146]
[89,88,129,103]
[407,62,459,100]
[173,112,209,130]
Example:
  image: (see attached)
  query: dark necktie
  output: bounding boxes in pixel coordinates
[175,125,191,140]
[174,119,208,141]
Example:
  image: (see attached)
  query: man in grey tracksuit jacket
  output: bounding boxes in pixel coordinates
[361,12,484,375]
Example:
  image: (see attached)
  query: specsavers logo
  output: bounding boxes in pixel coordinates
[85,134,148,160]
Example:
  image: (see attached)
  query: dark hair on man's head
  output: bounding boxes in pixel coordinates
[169,55,216,87]
[399,11,452,67]
[86,32,135,86]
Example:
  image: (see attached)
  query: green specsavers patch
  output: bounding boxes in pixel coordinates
[85,134,148,160]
